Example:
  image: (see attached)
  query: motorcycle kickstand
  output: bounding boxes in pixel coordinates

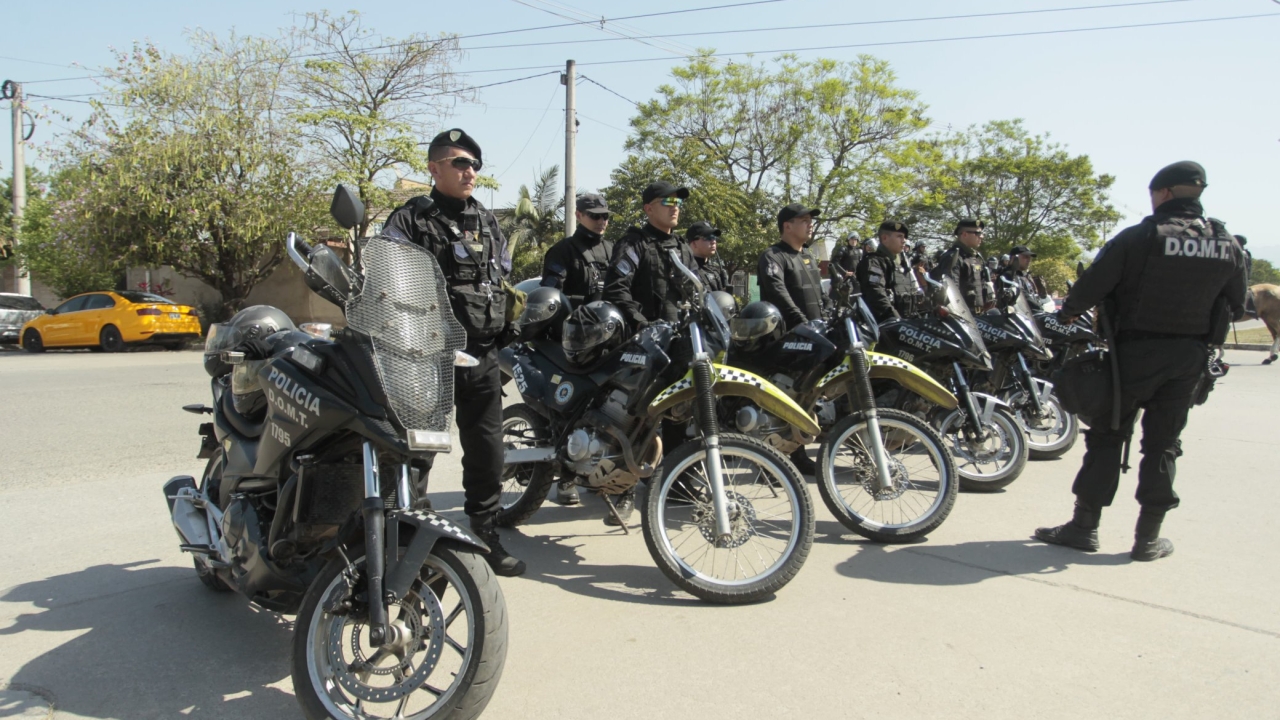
[600,492,631,535]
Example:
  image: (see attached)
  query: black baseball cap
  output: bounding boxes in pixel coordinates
[1010,245,1036,257]
[1149,161,1206,191]
[428,128,482,164]
[687,221,720,241]
[777,203,821,228]
[954,219,986,235]
[877,220,909,238]
[641,181,690,205]
[576,193,609,213]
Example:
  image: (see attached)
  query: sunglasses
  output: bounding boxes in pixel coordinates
[657,197,684,207]
[962,230,985,236]
[694,235,719,243]
[585,211,611,221]
[435,156,483,172]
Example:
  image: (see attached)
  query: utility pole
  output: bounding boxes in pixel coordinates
[3,80,30,295]
[562,60,577,238]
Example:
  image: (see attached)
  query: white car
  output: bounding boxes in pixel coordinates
[0,293,46,345]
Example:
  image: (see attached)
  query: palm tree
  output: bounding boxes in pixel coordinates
[502,166,564,281]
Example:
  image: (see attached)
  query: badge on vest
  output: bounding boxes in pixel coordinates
[1163,236,1233,260]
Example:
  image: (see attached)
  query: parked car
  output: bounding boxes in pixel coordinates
[20,291,202,353]
[0,293,46,345]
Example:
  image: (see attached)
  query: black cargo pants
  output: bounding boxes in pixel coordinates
[1071,338,1207,512]
[420,343,504,519]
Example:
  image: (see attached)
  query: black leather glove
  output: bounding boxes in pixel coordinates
[240,338,275,360]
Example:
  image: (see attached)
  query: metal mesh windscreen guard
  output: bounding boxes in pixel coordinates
[345,236,467,441]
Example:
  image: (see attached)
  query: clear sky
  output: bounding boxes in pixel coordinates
[6,0,1279,261]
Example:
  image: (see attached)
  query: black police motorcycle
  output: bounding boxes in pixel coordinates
[722,284,959,543]
[973,278,1078,461]
[874,278,1029,491]
[164,187,508,720]
[498,251,815,604]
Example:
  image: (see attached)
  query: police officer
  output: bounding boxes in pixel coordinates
[931,219,992,314]
[1235,235,1257,317]
[1033,161,1246,561]
[686,221,730,292]
[603,180,698,524]
[757,203,827,474]
[541,193,614,307]
[758,204,828,330]
[381,128,525,576]
[828,232,863,298]
[1001,245,1044,302]
[857,220,920,323]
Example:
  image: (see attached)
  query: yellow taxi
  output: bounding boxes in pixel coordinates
[20,290,203,352]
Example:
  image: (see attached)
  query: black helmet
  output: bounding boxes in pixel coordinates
[710,290,738,320]
[730,301,784,353]
[203,305,296,377]
[562,301,625,367]
[517,286,571,341]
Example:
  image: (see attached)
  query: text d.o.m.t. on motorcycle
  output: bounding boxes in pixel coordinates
[498,250,816,604]
[164,186,508,720]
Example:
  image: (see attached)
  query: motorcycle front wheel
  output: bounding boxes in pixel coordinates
[817,409,958,543]
[641,433,814,604]
[938,405,1029,492]
[495,403,555,527]
[292,541,508,720]
[1007,389,1079,460]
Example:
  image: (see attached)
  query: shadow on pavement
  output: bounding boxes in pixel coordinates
[836,539,1131,586]
[0,560,298,718]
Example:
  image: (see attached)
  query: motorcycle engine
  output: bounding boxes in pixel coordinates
[732,401,801,454]
[562,390,640,494]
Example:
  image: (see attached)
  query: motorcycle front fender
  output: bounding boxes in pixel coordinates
[815,352,959,410]
[647,364,821,437]
[383,508,490,602]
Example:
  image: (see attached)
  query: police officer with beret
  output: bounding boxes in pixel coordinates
[381,128,525,576]
[1001,245,1045,302]
[828,232,863,298]
[1034,161,1246,561]
[758,204,828,331]
[857,220,920,323]
[931,219,993,314]
[541,193,614,307]
[686,221,730,292]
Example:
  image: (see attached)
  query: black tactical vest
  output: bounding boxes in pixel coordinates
[1130,215,1240,336]
[411,198,508,342]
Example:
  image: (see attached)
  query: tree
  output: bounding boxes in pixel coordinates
[620,53,929,263]
[291,11,471,237]
[909,120,1120,264]
[1250,258,1280,286]
[59,35,328,319]
[501,166,563,282]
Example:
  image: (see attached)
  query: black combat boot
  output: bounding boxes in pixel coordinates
[1033,500,1101,552]
[552,478,581,506]
[604,487,636,526]
[790,447,817,476]
[469,516,527,577]
[1130,508,1174,562]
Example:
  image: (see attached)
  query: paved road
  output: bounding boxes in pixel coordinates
[1,348,1278,719]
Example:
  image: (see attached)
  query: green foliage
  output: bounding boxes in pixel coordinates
[1251,258,1280,286]
[58,35,328,319]
[501,166,563,281]
[10,166,124,297]
[291,11,469,237]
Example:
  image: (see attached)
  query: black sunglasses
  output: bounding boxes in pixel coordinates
[585,211,610,221]
[436,156,483,172]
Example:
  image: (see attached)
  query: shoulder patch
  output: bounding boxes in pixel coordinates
[766,261,781,278]
[626,246,640,265]
[616,258,635,276]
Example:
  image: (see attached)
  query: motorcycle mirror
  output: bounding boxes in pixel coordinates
[1075,260,1085,279]
[330,185,366,231]
[667,248,705,297]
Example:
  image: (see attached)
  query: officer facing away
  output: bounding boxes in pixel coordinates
[686,221,730,292]
[541,193,614,308]
[931,219,993,314]
[380,128,525,576]
[856,220,920,323]
[603,180,698,524]
[828,232,863,298]
[757,203,828,474]
[1034,161,1246,561]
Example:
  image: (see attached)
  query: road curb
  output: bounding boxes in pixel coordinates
[1222,343,1271,351]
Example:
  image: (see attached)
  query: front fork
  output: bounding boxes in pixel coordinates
[689,323,733,546]
[359,442,414,647]
[953,362,990,442]
[1015,353,1045,416]
[846,342,896,495]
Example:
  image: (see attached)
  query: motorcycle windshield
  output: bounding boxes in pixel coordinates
[940,279,988,355]
[1012,291,1046,348]
[701,293,731,359]
[345,235,467,435]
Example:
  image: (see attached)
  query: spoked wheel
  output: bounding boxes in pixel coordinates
[641,433,814,604]
[1008,389,1078,460]
[494,403,555,527]
[817,409,958,543]
[938,405,1028,492]
[293,542,508,720]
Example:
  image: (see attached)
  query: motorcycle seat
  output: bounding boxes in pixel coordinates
[220,384,266,439]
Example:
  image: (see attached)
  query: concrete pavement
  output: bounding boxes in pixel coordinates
[1,348,1278,719]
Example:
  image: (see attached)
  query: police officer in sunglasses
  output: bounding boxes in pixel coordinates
[541,193,615,308]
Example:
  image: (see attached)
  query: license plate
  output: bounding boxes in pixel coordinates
[169,313,181,319]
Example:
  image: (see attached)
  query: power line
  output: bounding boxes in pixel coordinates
[494,82,562,180]
[578,76,640,107]
[509,0,700,59]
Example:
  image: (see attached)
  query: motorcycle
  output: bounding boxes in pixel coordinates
[723,284,960,543]
[164,186,508,720]
[974,279,1078,461]
[873,278,1030,491]
[498,251,816,604]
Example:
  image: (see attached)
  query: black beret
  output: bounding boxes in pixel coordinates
[429,128,482,164]
[641,181,690,204]
[1149,161,1206,190]
[777,203,821,226]
[954,219,986,235]
[687,220,720,241]
[1234,234,1248,247]
[877,220,909,238]
[576,193,609,213]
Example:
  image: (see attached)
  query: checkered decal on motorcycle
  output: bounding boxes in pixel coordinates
[818,357,852,388]
[649,365,770,409]
[650,373,694,406]
[817,353,914,389]
[395,509,479,544]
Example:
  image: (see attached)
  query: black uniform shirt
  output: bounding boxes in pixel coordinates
[930,242,990,312]
[695,254,730,293]
[758,241,828,329]
[857,247,920,322]
[540,225,614,305]
[604,223,697,332]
